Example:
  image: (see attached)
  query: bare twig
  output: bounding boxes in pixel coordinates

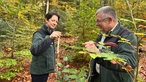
[56,37,60,81]
[125,0,139,82]
[125,0,137,31]
[57,37,60,54]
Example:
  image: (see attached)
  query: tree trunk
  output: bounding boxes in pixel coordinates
[46,0,49,14]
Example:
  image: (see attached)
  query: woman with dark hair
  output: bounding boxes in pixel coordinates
[30,12,61,82]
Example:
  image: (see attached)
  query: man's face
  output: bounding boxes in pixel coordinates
[96,13,111,33]
[45,15,59,30]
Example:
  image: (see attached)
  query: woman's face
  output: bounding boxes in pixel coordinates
[45,15,59,30]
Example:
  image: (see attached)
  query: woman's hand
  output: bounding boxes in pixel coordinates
[50,31,62,39]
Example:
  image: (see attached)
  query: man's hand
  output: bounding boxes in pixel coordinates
[83,41,100,54]
[50,31,62,39]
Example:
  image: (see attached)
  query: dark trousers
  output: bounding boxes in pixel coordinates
[31,73,49,82]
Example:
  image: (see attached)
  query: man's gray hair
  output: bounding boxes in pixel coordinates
[96,6,118,22]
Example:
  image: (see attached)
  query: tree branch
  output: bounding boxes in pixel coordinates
[125,0,137,31]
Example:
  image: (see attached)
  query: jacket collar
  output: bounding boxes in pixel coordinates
[100,22,121,38]
[110,22,121,35]
[41,24,53,35]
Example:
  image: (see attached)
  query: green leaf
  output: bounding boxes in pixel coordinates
[62,69,78,74]
[63,56,68,61]
[57,71,62,76]
[64,75,69,81]
[103,54,117,60]
[120,18,132,23]
[57,62,63,68]
[68,75,77,79]
[134,18,146,22]
[0,35,7,38]
[99,53,109,58]
[89,53,99,59]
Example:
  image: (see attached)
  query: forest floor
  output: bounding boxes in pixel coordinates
[2,36,146,82]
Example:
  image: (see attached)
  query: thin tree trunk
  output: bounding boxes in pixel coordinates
[125,0,137,30]
[46,0,49,14]
[125,0,138,82]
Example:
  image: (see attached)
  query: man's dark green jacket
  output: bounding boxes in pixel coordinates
[30,24,56,75]
[89,23,137,82]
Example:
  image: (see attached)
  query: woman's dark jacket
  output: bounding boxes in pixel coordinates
[30,24,56,75]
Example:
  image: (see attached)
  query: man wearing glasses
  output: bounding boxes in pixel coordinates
[83,6,137,82]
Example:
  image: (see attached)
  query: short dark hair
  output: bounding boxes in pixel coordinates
[45,12,60,20]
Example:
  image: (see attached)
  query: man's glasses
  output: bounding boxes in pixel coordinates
[96,18,109,23]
